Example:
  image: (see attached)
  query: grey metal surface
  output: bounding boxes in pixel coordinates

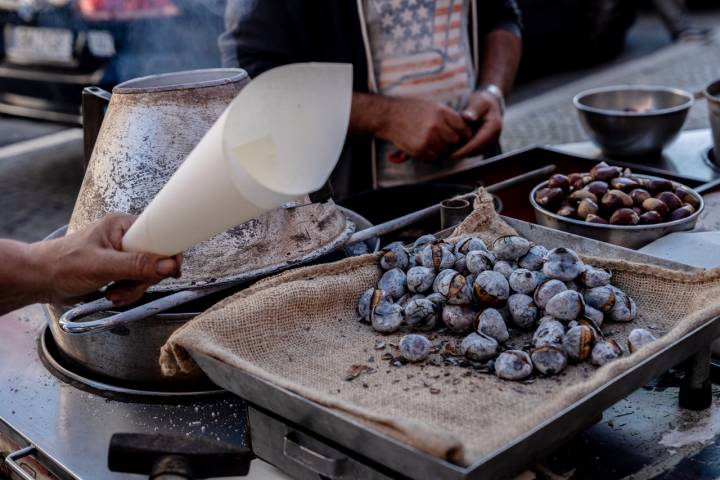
[0,305,250,480]
[529,175,704,250]
[705,79,720,165]
[188,216,718,479]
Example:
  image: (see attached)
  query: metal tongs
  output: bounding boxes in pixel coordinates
[59,165,556,335]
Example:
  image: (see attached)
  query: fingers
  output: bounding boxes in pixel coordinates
[450,115,502,160]
[97,213,137,250]
[100,249,182,284]
[105,280,152,306]
[443,109,474,142]
[461,93,493,123]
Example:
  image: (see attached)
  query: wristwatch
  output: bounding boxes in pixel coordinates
[480,84,506,115]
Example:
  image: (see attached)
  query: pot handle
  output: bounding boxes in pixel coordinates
[58,285,228,335]
[81,86,112,171]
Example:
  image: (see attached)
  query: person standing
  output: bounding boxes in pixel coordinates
[220,0,522,197]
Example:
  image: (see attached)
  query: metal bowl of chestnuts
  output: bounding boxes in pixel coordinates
[530,161,704,249]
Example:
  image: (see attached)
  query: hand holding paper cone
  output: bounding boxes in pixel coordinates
[121,63,353,256]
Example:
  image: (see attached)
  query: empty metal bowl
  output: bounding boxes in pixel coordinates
[530,174,704,249]
[574,85,693,157]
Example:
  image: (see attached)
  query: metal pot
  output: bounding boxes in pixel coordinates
[704,79,720,167]
[530,174,704,249]
[46,207,379,386]
[71,68,353,293]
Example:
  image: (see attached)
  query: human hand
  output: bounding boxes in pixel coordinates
[31,213,182,306]
[377,97,472,161]
[450,90,503,160]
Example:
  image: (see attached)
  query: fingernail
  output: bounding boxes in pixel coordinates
[156,259,177,276]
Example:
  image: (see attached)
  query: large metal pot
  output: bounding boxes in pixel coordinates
[704,79,720,166]
[530,174,704,249]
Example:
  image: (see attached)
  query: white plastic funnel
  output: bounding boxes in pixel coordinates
[121,62,353,256]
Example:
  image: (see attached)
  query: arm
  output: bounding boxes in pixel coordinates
[0,214,181,316]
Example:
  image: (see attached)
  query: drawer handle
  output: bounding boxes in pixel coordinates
[283,434,346,478]
[5,446,38,480]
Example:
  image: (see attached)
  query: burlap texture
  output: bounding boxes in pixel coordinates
[160,189,720,466]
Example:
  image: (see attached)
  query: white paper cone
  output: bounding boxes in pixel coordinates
[122,62,353,256]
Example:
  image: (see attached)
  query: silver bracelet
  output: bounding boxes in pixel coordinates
[480,84,506,115]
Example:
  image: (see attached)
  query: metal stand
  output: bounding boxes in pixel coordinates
[679,345,713,410]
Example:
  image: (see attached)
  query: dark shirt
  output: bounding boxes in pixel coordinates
[220,0,522,198]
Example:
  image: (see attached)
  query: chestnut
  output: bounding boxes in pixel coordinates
[639,210,663,224]
[568,189,598,207]
[641,178,673,193]
[601,190,633,210]
[586,214,609,224]
[675,186,700,209]
[629,188,651,206]
[577,198,599,219]
[535,187,564,209]
[568,172,585,190]
[609,208,639,225]
[656,191,682,212]
[548,174,571,192]
[610,177,639,191]
[557,205,577,218]
[641,197,669,217]
[586,180,610,197]
[670,204,696,221]
[593,166,621,182]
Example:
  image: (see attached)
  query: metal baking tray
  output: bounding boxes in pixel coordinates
[188,217,720,480]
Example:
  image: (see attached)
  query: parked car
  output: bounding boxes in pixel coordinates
[0,0,226,124]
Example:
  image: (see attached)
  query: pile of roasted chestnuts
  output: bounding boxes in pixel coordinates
[534,161,700,226]
[358,233,656,382]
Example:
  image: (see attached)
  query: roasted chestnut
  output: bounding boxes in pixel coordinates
[583,286,616,313]
[508,293,539,329]
[670,204,695,221]
[371,299,404,333]
[399,334,432,362]
[562,325,595,362]
[420,242,456,272]
[545,290,584,321]
[675,186,700,209]
[608,287,637,322]
[492,260,515,279]
[628,328,657,353]
[629,188,651,206]
[442,305,477,333]
[406,266,435,293]
[495,350,533,381]
[532,346,568,375]
[579,265,612,288]
[460,332,498,362]
[425,292,446,307]
[413,234,436,253]
[641,197,669,217]
[586,180,610,197]
[477,308,510,343]
[543,247,583,282]
[433,269,472,305]
[378,268,407,300]
[557,205,577,218]
[492,235,531,261]
[548,173,571,192]
[379,242,409,271]
[358,288,387,322]
[639,211,663,224]
[509,268,540,295]
[466,250,495,274]
[586,214,609,224]
[518,245,548,271]
[535,187,565,209]
[609,208,639,225]
[405,298,438,331]
[656,191,682,211]
[583,305,604,328]
[473,270,510,306]
[577,198,599,219]
[454,236,487,255]
[397,293,424,309]
[601,190,633,210]
[590,339,623,366]
[610,177,639,191]
[534,279,567,309]
[532,317,565,348]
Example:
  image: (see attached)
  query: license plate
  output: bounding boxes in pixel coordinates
[5,25,73,63]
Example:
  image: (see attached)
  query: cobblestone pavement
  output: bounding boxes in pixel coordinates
[503,32,720,152]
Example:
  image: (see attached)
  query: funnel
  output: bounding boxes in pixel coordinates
[121,63,353,256]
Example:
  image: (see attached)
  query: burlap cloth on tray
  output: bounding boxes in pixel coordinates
[160,189,720,466]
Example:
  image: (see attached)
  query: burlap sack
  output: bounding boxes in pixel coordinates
[160,189,720,466]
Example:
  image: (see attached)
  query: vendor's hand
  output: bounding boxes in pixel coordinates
[31,213,182,307]
[377,97,472,161]
[449,90,503,160]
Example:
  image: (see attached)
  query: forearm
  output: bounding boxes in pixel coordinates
[0,240,52,314]
[477,30,522,95]
[349,92,394,138]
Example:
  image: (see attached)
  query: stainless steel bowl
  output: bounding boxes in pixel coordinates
[530,174,704,249]
[573,85,693,157]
